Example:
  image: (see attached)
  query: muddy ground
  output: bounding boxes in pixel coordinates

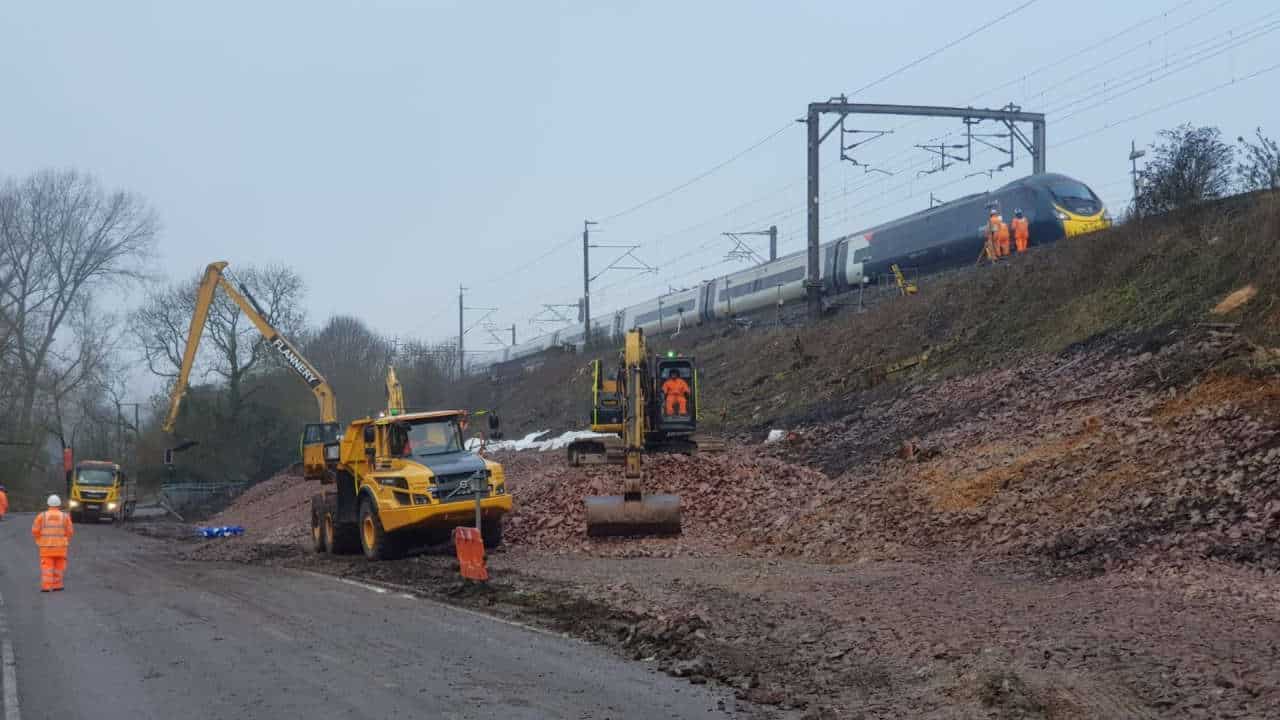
[151,317,1280,719]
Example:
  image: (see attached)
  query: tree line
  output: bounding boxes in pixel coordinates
[0,171,466,505]
[1133,124,1280,217]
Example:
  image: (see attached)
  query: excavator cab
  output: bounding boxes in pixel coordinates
[302,421,342,481]
[655,356,696,433]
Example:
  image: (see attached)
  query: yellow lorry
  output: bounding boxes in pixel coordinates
[165,261,513,560]
[67,460,137,523]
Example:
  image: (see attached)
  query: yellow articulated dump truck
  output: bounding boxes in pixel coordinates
[67,460,137,523]
[313,371,512,560]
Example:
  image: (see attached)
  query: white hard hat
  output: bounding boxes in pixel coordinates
[47,494,62,507]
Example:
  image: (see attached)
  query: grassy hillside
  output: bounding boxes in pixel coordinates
[465,191,1280,438]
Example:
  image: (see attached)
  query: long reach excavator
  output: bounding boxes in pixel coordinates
[162,261,341,479]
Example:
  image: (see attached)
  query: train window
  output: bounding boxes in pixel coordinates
[852,246,873,263]
[1048,179,1096,202]
[1048,179,1100,215]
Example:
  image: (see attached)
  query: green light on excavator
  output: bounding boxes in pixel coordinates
[666,350,675,357]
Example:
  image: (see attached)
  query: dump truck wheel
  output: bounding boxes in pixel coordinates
[325,514,360,554]
[482,518,504,549]
[358,499,396,561]
[311,508,326,553]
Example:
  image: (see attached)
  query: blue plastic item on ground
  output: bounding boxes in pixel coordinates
[196,525,245,538]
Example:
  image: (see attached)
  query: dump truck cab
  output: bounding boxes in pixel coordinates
[68,460,137,523]
[312,409,512,560]
[301,421,343,478]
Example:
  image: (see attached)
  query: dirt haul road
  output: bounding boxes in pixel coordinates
[0,516,738,719]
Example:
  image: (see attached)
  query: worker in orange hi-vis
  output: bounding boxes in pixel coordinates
[983,209,1002,263]
[32,494,74,592]
[661,369,691,416]
[994,212,1011,257]
[0,484,8,520]
[1011,208,1030,253]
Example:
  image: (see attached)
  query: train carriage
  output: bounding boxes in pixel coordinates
[481,173,1108,372]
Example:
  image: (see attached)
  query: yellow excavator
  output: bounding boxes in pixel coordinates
[162,261,341,479]
[578,328,686,537]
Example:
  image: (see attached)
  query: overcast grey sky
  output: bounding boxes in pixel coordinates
[3,0,1276,379]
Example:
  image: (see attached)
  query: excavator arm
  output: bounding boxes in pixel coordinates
[162,261,339,479]
[622,328,647,482]
[583,327,681,536]
[385,366,406,416]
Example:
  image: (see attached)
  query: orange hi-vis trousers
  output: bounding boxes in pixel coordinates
[40,556,67,591]
[665,393,688,415]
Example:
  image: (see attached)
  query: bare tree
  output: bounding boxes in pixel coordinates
[398,340,459,408]
[1134,125,1236,216]
[302,315,393,420]
[0,169,157,448]
[1237,127,1280,192]
[43,303,123,458]
[132,263,306,421]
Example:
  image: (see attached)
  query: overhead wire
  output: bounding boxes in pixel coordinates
[846,0,1044,97]
[593,122,795,225]
[1049,16,1280,122]
[544,0,1054,309]
[1056,59,1280,148]
[479,0,1248,344]
[1027,0,1242,109]
[788,0,1207,182]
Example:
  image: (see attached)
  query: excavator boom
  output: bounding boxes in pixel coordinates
[162,261,339,479]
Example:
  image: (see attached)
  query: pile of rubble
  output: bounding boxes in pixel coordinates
[185,327,1280,573]
[499,449,833,557]
[188,466,313,559]
[756,330,1280,569]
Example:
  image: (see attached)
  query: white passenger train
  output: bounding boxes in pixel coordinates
[487,173,1110,368]
[492,233,870,364]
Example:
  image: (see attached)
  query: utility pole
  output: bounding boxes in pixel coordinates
[769,225,777,261]
[805,105,823,320]
[458,284,465,379]
[455,291,499,377]
[803,97,1046,321]
[1129,140,1146,218]
[583,220,596,345]
[511,324,516,346]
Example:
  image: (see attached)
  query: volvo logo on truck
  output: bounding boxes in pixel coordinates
[272,336,323,388]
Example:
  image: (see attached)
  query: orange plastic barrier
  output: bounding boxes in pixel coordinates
[453,527,489,581]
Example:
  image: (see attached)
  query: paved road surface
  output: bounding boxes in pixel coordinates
[0,515,734,719]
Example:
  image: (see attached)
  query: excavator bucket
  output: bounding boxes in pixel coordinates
[584,493,682,537]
